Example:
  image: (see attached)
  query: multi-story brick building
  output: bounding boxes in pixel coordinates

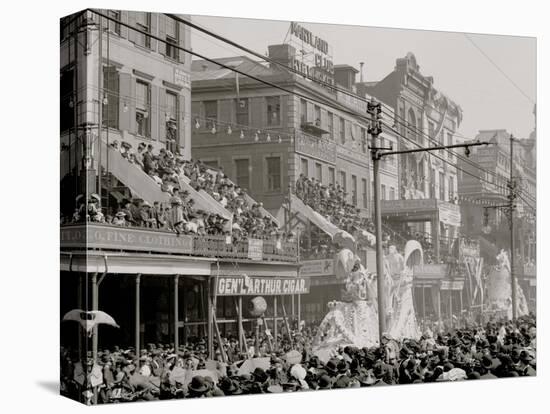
[60,9,192,209]
[190,44,399,219]
[360,52,463,262]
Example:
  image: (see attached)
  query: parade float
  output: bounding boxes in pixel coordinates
[486,249,529,319]
[313,240,422,353]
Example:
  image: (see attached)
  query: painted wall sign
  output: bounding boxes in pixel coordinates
[60,225,193,254]
[299,259,334,277]
[247,239,264,260]
[215,275,310,296]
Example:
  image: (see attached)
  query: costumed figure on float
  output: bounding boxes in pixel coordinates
[486,249,529,319]
[313,235,421,355]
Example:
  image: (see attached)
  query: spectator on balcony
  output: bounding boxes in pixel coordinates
[134,143,146,169]
[112,211,127,226]
[143,144,155,175]
[167,196,185,234]
[140,201,157,228]
[129,198,143,227]
[149,171,163,186]
[296,174,306,198]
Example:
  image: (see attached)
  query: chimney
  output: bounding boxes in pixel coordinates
[268,44,296,70]
[359,62,364,83]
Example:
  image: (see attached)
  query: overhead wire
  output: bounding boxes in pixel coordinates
[87,9,536,213]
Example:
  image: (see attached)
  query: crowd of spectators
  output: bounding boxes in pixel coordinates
[60,314,536,404]
[295,174,372,235]
[61,141,284,241]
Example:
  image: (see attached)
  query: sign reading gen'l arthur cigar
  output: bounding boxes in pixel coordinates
[215,275,310,296]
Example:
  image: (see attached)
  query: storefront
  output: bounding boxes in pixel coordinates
[60,224,299,362]
[211,262,305,352]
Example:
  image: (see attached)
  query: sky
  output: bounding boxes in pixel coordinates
[190,15,536,141]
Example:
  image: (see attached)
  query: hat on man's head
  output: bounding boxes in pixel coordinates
[188,376,209,394]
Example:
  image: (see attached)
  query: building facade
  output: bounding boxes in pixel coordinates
[190,44,399,219]
[361,52,463,262]
[60,10,301,371]
[60,9,192,207]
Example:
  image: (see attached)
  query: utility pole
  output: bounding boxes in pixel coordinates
[367,98,387,341]
[487,135,518,320]
[368,96,491,344]
[509,135,517,320]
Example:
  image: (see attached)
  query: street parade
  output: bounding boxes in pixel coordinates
[58,8,537,406]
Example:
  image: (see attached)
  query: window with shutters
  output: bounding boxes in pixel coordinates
[362,178,368,208]
[136,80,151,137]
[339,171,346,191]
[447,132,454,162]
[301,158,309,176]
[165,91,178,149]
[134,12,151,48]
[327,112,334,140]
[430,168,436,198]
[203,101,217,130]
[266,157,281,191]
[234,159,250,190]
[448,175,455,201]
[60,69,74,132]
[102,66,119,129]
[315,163,322,182]
[314,105,321,126]
[351,175,357,206]
[339,117,345,144]
[439,171,445,200]
[267,96,281,126]
[300,99,307,125]
[328,167,335,186]
[165,17,179,60]
[381,184,386,200]
[361,127,367,153]
[236,98,249,126]
[107,10,121,35]
[389,187,395,200]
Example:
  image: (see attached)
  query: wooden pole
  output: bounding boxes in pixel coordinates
[422,285,426,325]
[280,296,293,348]
[174,275,179,352]
[437,287,442,333]
[212,314,227,363]
[273,296,278,351]
[237,296,243,353]
[449,290,453,330]
[459,289,463,329]
[91,272,98,362]
[207,278,213,359]
[77,273,82,363]
[135,274,141,368]
[297,294,301,331]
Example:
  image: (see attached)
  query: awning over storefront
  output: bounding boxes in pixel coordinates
[289,194,356,243]
[381,198,461,227]
[60,251,213,275]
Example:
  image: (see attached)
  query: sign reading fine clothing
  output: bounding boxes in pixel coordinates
[247,239,263,260]
[216,275,310,296]
[60,225,193,254]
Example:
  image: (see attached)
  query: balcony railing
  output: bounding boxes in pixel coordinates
[60,223,298,263]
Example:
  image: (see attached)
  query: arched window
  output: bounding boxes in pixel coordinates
[408,108,417,141]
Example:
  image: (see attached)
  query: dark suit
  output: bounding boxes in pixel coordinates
[143,151,155,174]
